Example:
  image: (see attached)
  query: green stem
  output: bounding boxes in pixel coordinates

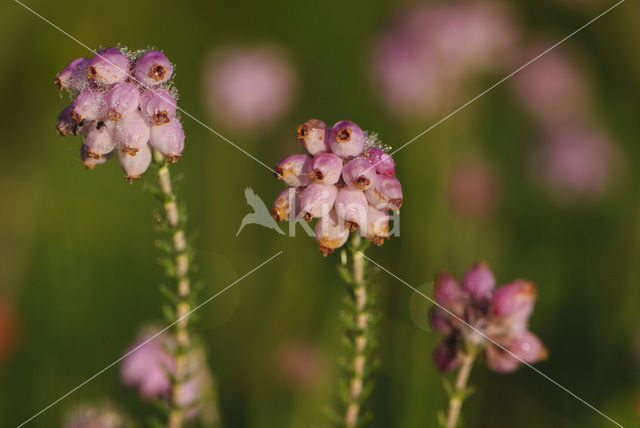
[154,151,192,428]
[343,234,371,428]
[445,350,476,428]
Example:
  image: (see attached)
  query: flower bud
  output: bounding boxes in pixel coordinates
[299,183,338,221]
[485,345,520,373]
[134,50,174,86]
[335,188,368,231]
[310,153,342,185]
[56,105,74,136]
[314,209,349,256]
[83,121,116,159]
[461,261,495,301]
[119,143,153,182]
[140,89,178,126]
[491,280,536,322]
[274,154,312,187]
[149,120,185,162]
[433,340,459,372]
[71,88,106,122]
[271,188,299,222]
[329,120,366,157]
[297,119,329,155]
[434,272,461,308]
[342,157,376,190]
[105,82,140,121]
[361,204,389,245]
[114,112,151,156]
[86,47,131,86]
[429,307,452,334]
[364,174,403,212]
[55,57,90,92]
[81,144,113,169]
[508,331,547,363]
[366,147,395,176]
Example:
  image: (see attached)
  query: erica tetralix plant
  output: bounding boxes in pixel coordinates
[430,261,548,428]
[55,47,185,182]
[272,119,402,256]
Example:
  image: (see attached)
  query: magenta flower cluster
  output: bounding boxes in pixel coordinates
[430,262,547,373]
[271,119,403,255]
[55,47,185,182]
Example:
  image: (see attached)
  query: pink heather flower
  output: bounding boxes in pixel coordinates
[86,47,130,87]
[105,82,140,121]
[531,125,619,202]
[55,57,91,92]
[329,120,366,158]
[342,157,376,190]
[310,152,342,185]
[204,45,296,133]
[139,88,178,126]
[274,154,313,187]
[297,119,330,155]
[134,50,174,86]
[430,262,547,374]
[446,157,499,219]
[55,47,184,179]
[64,403,127,428]
[272,119,403,254]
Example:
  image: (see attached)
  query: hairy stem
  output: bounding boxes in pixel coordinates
[445,350,476,428]
[154,151,192,428]
[343,234,371,428]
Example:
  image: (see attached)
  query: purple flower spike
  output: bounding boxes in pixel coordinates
[271,188,298,222]
[134,50,174,86]
[105,82,140,121]
[433,340,459,372]
[81,144,113,169]
[56,105,74,136]
[361,204,389,245]
[55,57,90,92]
[140,89,178,126]
[434,272,461,308]
[365,174,403,212]
[119,143,153,183]
[329,120,366,158]
[314,209,349,256]
[71,88,106,123]
[274,154,313,187]
[114,112,151,157]
[299,183,338,221]
[297,119,330,155]
[86,47,131,87]
[310,153,342,185]
[367,147,395,176]
[342,157,376,190]
[491,280,536,322]
[83,121,116,159]
[149,119,185,163]
[335,188,368,231]
[462,261,495,301]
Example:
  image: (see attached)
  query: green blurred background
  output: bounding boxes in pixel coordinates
[1,0,639,426]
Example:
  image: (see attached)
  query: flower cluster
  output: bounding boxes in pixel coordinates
[430,262,547,373]
[55,47,185,182]
[271,119,402,255]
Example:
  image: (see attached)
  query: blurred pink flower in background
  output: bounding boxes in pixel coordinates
[0,296,18,364]
[510,45,590,127]
[64,403,126,428]
[372,2,518,118]
[447,157,500,219]
[275,340,325,389]
[204,45,297,134]
[531,125,619,201]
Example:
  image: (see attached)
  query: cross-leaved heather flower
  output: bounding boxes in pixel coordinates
[272,119,402,255]
[54,47,185,182]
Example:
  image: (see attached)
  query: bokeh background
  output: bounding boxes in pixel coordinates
[1,0,639,426]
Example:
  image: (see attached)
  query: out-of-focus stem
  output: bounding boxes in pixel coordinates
[344,234,370,428]
[445,350,476,428]
[154,151,192,428]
